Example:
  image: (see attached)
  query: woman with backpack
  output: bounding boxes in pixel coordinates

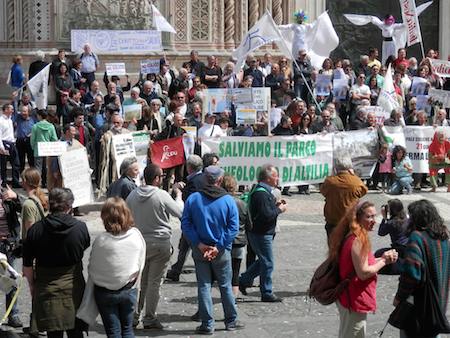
[328,201,398,337]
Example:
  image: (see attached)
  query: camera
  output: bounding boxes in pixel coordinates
[381,204,389,218]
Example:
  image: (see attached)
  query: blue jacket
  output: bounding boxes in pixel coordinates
[181,191,239,251]
[10,64,24,87]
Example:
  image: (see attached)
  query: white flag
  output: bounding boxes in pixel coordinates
[27,64,50,110]
[399,0,423,46]
[233,12,290,70]
[377,63,399,114]
[152,4,176,34]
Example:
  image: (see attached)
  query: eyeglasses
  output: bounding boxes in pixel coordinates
[177,96,185,100]
[359,76,366,79]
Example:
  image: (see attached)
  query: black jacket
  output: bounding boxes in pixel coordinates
[249,184,280,235]
[2,198,21,238]
[183,172,204,201]
[107,175,137,200]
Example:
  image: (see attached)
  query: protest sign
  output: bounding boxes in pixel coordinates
[410,77,427,96]
[315,74,332,96]
[333,129,379,178]
[428,88,450,108]
[204,89,231,115]
[123,104,142,122]
[59,148,94,208]
[250,88,271,111]
[140,59,160,74]
[181,126,197,138]
[112,133,136,178]
[232,88,253,104]
[151,137,185,169]
[404,126,434,173]
[365,106,389,126]
[333,69,345,80]
[105,63,126,76]
[37,141,67,157]
[415,95,431,113]
[202,135,333,186]
[71,30,162,54]
[181,126,197,157]
[131,131,150,180]
[269,107,283,132]
[430,59,450,78]
[236,108,257,125]
[332,78,348,101]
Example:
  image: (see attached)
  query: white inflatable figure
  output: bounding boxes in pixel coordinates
[278,10,339,69]
[344,1,433,65]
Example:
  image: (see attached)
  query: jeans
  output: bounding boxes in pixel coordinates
[33,156,47,187]
[390,176,413,195]
[135,241,171,326]
[0,141,20,187]
[94,286,137,338]
[239,233,274,297]
[192,247,237,330]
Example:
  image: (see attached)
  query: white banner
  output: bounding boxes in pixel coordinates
[105,63,126,76]
[333,129,379,178]
[202,135,334,186]
[71,30,162,54]
[430,59,450,78]
[37,141,67,157]
[140,59,160,74]
[428,88,450,108]
[404,126,435,173]
[59,148,94,208]
[399,0,422,46]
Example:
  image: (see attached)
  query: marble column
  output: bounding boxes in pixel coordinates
[248,0,259,28]
[439,0,450,59]
[224,0,235,49]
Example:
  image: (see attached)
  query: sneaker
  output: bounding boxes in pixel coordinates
[143,319,164,330]
[225,320,245,331]
[195,325,214,335]
[7,315,23,328]
[190,311,201,322]
[261,294,283,303]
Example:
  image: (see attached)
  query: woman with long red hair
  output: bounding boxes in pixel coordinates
[428,130,450,192]
[328,201,398,337]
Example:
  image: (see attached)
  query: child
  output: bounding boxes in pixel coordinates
[378,143,392,193]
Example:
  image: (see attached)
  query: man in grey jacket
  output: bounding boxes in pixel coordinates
[126,163,184,330]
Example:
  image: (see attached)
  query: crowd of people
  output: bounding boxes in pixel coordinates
[0,38,450,338]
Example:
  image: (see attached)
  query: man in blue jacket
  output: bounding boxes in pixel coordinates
[181,165,244,334]
[239,164,287,302]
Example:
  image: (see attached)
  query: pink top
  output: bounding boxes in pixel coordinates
[338,234,377,313]
[379,151,392,173]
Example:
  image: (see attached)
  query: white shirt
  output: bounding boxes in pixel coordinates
[0,114,15,150]
[350,83,370,105]
[198,123,226,140]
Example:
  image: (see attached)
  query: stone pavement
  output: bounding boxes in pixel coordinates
[2,186,450,337]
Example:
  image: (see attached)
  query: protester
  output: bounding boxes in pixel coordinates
[328,201,398,338]
[394,200,450,338]
[78,197,145,337]
[167,154,204,282]
[390,145,413,195]
[378,143,392,193]
[126,163,184,330]
[0,103,21,188]
[23,188,90,337]
[320,156,368,239]
[106,156,139,200]
[428,130,450,192]
[0,184,23,328]
[15,105,35,173]
[181,165,243,334]
[222,174,249,298]
[79,43,99,86]
[20,168,48,239]
[239,164,287,302]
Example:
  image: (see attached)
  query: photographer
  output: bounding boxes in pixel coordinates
[375,199,409,275]
[0,184,23,328]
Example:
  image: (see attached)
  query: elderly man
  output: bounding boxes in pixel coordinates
[168,68,190,98]
[200,55,222,88]
[82,80,103,105]
[243,56,264,87]
[293,49,313,100]
[140,81,158,106]
[239,164,287,302]
[265,63,284,95]
[106,156,139,200]
[123,87,147,107]
[127,163,184,330]
[181,166,243,334]
[312,109,338,133]
[320,156,368,239]
[15,105,35,173]
[434,108,449,127]
[79,43,99,86]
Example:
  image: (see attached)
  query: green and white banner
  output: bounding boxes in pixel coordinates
[202,134,333,186]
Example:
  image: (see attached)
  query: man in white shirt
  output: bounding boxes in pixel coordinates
[0,104,20,187]
[197,113,225,142]
[350,73,371,123]
[80,43,99,87]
